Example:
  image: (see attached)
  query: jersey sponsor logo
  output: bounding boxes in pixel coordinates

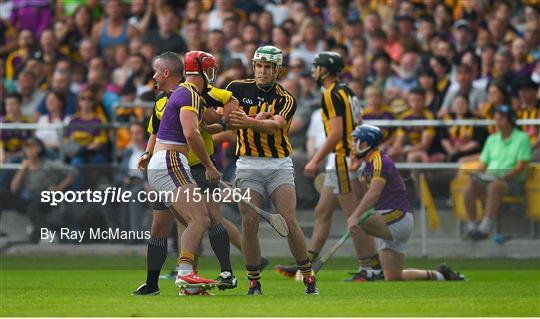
[243,97,254,104]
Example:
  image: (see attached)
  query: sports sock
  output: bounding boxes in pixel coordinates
[146,236,167,288]
[425,270,445,280]
[297,258,313,278]
[308,250,319,261]
[246,264,261,281]
[467,221,477,232]
[208,224,232,273]
[478,217,493,234]
[358,256,373,272]
[370,254,381,270]
[177,251,195,275]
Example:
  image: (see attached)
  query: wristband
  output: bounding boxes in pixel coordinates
[218,120,229,131]
[141,151,150,158]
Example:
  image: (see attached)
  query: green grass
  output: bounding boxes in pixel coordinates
[1,256,539,317]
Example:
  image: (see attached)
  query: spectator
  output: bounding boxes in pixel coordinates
[207,0,236,31]
[440,93,487,162]
[418,68,443,116]
[439,63,487,117]
[2,137,73,243]
[417,15,435,53]
[429,55,452,105]
[9,0,53,42]
[290,17,326,67]
[493,48,514,87]
[257,11,274,45]
[16,70,45,118]
[272,27,291,66]
[117,122,148,233]
[222,16,240,41]
[123,53,153,99]
[515,78,540,159]
[5,29,34,80]
[480,44,496,80]
[390,87,438,162]
[127,0,154,35]
[452,20,473,55]
[144,9,186,55]
[464,104,532,240]
[37,70,77,118]
[370,51,392,89]
[206,30,231,68]
[350,54,369,87]
[384,51,420,101]
[32,29,69,70]
[35,91,68,157]
[91,0,139,60]
[0,92,33,163]
[523,20,540,60]
[86,64,120,119]
[362,85,396,152]
[478,80,510,134]
[511,37,534,79]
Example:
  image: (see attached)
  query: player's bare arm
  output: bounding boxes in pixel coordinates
[181,109,220,182]
[305,116,343,177]
[228,109,286,134]
[347,178,385,234]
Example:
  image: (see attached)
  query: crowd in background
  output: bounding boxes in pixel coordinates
[0,0,539,238]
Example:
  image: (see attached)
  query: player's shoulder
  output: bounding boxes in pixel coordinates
[275,83,296,100]
[226,79,256,90]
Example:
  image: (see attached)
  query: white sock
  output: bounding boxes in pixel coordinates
[467,221,477,231]
[177,263,193,276]
[478,217,493,234]
[435,271,445,280]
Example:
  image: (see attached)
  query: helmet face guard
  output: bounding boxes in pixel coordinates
[351,124,383,158]
[312,51,344,85]
[252,46,283,89]
[354,139,372,159]
[185,51,217,87]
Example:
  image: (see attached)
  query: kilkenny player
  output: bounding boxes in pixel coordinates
[276,52,380,282]
[134,51,242,296]
[226,45,318,295]
[347,124,465,282]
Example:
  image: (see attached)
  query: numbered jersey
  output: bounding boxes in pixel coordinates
[320,81,359,157]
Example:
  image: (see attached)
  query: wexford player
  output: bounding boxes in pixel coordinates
[346,124,465,282]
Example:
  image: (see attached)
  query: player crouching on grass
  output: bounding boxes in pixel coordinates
[346,124,465,281]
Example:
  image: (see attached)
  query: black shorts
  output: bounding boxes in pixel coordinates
[190,163,219,191]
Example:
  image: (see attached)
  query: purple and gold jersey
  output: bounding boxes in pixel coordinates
[64,113,108,146]
[156,82,202,144]
[361,150,411,212]
[362,107,396,142]
[0,114,33,152]
[396,109,435,146]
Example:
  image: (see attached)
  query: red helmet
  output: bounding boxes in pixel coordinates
[184,51,217,83]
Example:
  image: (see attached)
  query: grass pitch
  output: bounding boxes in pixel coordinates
[1,256,539,317]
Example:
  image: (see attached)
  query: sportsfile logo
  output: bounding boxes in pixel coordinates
[40,187,250,206]
[40,187,178,207]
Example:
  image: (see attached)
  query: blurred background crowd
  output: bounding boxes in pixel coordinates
[0,0,539,241]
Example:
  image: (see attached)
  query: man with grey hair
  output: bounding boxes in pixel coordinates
[384,51,420,100]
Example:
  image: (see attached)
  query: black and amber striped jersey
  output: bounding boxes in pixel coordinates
[517,105,539,146]
[320,81,358,157]
[226,79,296,158]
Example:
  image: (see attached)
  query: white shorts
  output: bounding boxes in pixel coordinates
[235,156,295,199]
[147,150,194,206]
[323,153,358,194]
[376,211,414,253]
